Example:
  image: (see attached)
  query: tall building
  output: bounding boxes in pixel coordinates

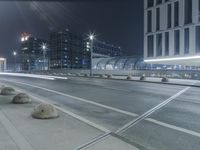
[86,40,121,58]
[50,29,90,69]
[19,33,49,71]
[0,58,6,72]
[144,0,200,66]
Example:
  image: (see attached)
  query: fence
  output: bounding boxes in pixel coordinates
[26,69,200,80]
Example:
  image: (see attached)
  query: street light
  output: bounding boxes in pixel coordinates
[13,51,17,56]
[12,51,17,72]
[89,35,94,41]
[89,34,95,76]
[41,43,47,71]
[42,44,46,50]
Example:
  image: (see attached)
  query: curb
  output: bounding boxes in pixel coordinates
[65,75,200,88]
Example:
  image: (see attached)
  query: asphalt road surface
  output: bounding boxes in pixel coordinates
[0,75,200,150]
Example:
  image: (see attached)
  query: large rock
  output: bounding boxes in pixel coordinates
[76,73,81,76]
[127,75,133,80]
[107,74,112,79]
[32,103,59,119]
[161,77,169,82]
[99,74,106,78]
[84,74,89,77]
[12,93,31,104]
[1,87,15,95]
[140,75,146,81]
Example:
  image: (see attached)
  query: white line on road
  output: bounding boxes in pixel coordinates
[116,87,191,134]
[0,73,68,80]
[146,118,200,138]
[3,80,138,117]
[3,79,200,140]
[14,88,110,133]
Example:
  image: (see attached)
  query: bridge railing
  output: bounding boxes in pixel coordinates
[19,69,200,80]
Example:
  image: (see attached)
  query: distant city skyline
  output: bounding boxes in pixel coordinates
[0,0,143,62]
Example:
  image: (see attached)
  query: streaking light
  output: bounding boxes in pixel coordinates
[0,73,68,80]
[144,55,200,63]
[0,73,55,80]
[0,58,6,61]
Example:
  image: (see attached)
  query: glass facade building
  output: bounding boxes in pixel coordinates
[49,29,90,69]
[144,0,200,66]
[85,39,121,58]
[0,58,6,72]
[49,29,121,70]
[19,34,48,71]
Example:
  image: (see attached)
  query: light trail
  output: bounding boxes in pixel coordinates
[0,73,68,80]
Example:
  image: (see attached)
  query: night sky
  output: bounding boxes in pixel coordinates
[0,0,144,63]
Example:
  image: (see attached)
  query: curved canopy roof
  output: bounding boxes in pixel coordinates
[93,57,196,70]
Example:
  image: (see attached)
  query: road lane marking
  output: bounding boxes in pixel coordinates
[146,118,200,138]
[2,83,114,150]
[0,110,35,150]
[3,79,200,140]
[0,73,68,80]
[116,87,191,134]
[2,80,138,117]
[0,73,55,80]
[1,83,112,150]
[13,88,110,133]
[20,82,200,139]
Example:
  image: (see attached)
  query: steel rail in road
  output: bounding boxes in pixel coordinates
[115,87,191,134]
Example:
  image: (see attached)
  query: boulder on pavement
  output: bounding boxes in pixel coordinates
[140,75,146,81]
[161,77,169,82]
[12,93,31,104]
[32,103,59,119]
[1,87,15,95]
[76,73,81,76]
[127,75,133,80]
[99,74,106,78]
[107,74,112,79]
[84,74,89,77]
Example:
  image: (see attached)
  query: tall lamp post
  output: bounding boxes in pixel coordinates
[12,51,17,72]
[42,43,47,71]
[89,34,94,76]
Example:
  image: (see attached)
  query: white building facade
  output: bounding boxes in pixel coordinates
[144,0,200,66]
[0,58,7,72]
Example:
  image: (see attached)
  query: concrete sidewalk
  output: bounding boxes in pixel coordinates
[0,85,140,150]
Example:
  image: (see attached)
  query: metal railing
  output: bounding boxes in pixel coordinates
[23,69,200,80]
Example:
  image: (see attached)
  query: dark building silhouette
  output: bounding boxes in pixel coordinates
[19,33,48,71]
[49,29,90,69]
